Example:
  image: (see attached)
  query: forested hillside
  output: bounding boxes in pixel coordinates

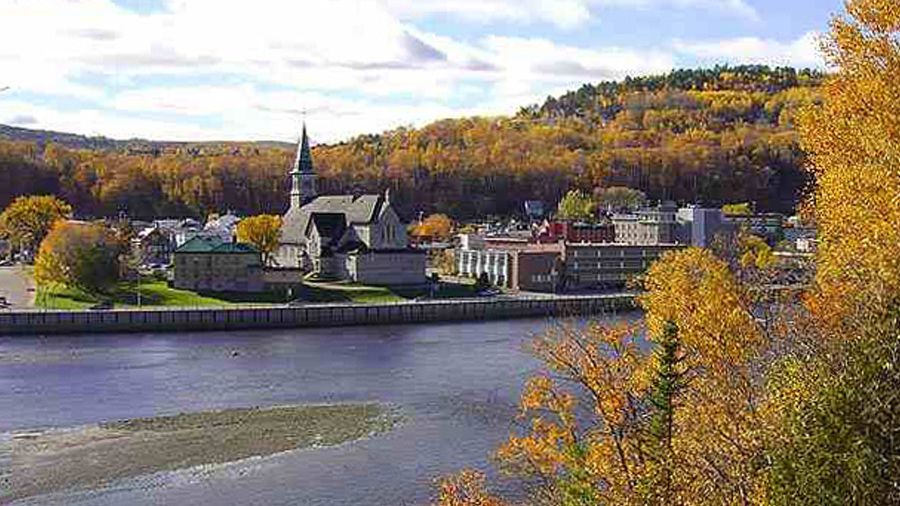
[0,65,823,220]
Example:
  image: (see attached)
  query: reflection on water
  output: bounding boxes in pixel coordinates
[0,315,635,505]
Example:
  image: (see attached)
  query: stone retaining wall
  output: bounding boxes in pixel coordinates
[0,295,635,335]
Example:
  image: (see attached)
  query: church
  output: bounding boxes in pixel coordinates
[274,124,426,285]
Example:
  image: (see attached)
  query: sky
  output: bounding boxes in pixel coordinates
[0,0,843,144]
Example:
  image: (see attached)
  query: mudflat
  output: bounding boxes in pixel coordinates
[4,404,399,503]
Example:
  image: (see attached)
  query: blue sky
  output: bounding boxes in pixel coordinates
[0,0,842,143]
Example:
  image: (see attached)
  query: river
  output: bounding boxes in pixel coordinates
[0,315,634,505]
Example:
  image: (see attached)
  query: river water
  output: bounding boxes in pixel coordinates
[1,315,632,505]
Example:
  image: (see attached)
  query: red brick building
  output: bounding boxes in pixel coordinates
[536,221,615,244]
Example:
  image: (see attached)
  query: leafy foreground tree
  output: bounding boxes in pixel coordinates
[235,214,282,266]
[765,0,900,503]
[437,249,769,506]
[0,195,72,258]
[34,222,123,295]
[435,2,900,505]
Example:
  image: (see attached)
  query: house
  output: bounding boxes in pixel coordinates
[133,227,174,265]
[275,123,426,285]
[173,236,264,292]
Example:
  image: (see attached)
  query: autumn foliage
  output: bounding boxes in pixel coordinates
[34,221,123,295]
[235,214,282,266]
[436,3,900,505]
[412,214,455,240]
[1,65,820,224]
[0,195,72,256]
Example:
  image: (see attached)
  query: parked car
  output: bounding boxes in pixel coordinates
[0,259,13,266]
[89,300,113,311]
[0,296,10,308]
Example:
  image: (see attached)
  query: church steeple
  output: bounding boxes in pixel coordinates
[290,122,317,208]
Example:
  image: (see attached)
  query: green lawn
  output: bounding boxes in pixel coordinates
[34,279,479,309]
[35,281,232,309]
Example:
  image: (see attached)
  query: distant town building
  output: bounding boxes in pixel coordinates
[612,202,679,245]
[676,206,732,248]
[133,227,174,265]
[456,234,682,293]
[536,220,615,244]
[724,212,785,243]
[611,203,733,248]
[275,123,426,285]
[173,236,264,292]
[457,241,564,292]
[563,243,683,289]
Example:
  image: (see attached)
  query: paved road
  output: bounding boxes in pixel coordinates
[0,265,34,308]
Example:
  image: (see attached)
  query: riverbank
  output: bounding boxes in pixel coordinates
[0,293,636,335]
[4,404,401,504]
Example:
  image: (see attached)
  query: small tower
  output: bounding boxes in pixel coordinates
[290,122,317,209]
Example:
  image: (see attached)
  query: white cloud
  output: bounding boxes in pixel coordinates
[0,0,683,141]
[383,0,760,27]
[1,0,808,144]
[672,31,825,68]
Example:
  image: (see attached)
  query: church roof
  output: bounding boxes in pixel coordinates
[281,193,387,245]
[307,212,346,240]
[292,122,314,175]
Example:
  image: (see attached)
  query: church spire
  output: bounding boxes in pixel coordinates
[290,121,318,208]
[294,122,314,175]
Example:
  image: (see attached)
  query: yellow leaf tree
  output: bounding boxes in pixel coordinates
[0,195,72,258]
[799,0,900,328]
[235,214,282,267]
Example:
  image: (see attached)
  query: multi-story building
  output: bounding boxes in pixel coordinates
[173,236,265,292]
[457,234,681,292]
[457,240,564,292]
[612,203,733,248]
[563,243,684,289]
[676,206,732,248]
[612,203,679,245]
[536,220,615,244]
